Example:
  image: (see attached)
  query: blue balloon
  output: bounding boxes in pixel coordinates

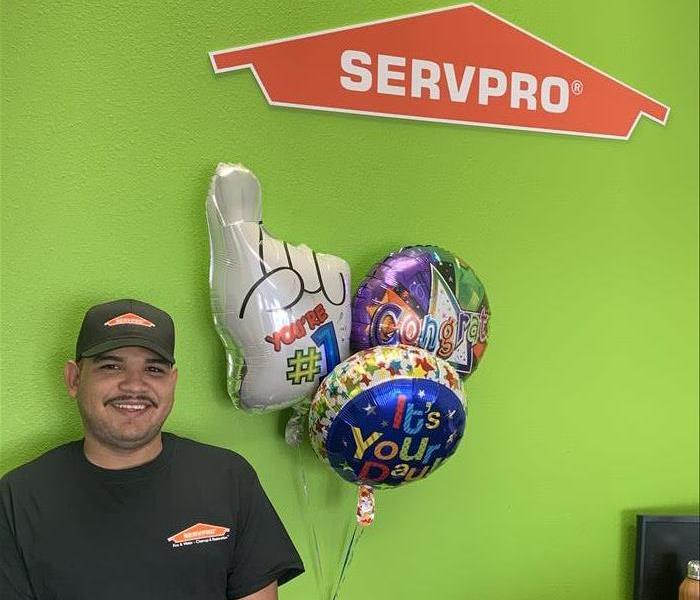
[325,378,466,488]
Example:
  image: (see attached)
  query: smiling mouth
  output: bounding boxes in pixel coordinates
[112,403,149,412]
[108,399,156,414]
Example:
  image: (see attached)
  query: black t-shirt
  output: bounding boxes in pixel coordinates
[0,433,304,599]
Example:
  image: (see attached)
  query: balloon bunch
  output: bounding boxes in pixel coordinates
[206,164,490,598]
[309,245,489,523]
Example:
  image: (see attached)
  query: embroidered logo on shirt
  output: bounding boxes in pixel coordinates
[104,313,156,327]
[167,523,230,548]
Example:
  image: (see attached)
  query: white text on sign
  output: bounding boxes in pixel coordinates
[340,50,570,113]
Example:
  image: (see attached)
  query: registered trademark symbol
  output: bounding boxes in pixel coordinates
[571,80,584,95]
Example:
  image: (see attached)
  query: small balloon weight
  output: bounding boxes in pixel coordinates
[351,245,490,381]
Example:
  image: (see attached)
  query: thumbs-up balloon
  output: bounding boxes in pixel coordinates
[206,163,351,411]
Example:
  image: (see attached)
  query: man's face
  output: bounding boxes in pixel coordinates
[65,346,177,451]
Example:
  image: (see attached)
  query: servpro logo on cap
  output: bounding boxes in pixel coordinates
[104,313,156,328]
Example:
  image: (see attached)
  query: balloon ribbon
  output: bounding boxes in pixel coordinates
[330,485,374,599]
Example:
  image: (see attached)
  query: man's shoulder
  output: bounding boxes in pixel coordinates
[165,432,256,477]
[1,440,81,489]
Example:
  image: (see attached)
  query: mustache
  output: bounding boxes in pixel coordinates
[105,395,157,407]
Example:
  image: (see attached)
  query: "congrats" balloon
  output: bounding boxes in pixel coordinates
[309,345,467,488]
[206,163,351,411]
[351,246,489,381]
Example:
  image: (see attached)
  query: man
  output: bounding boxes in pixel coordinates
[0,299,304,599]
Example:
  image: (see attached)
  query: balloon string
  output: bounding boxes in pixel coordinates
[293,415,327,599]
[330,521,365,600]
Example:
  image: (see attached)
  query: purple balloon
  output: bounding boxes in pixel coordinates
[351,245,490,379]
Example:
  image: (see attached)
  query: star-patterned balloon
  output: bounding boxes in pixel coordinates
[351,246,490,380]
[309,345,467,488]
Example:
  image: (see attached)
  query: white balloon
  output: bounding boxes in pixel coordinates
[206,163,351,411]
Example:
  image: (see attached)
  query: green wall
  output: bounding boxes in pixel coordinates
[1,1,698,598]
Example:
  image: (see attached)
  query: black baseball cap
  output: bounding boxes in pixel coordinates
[76,299,175,364]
